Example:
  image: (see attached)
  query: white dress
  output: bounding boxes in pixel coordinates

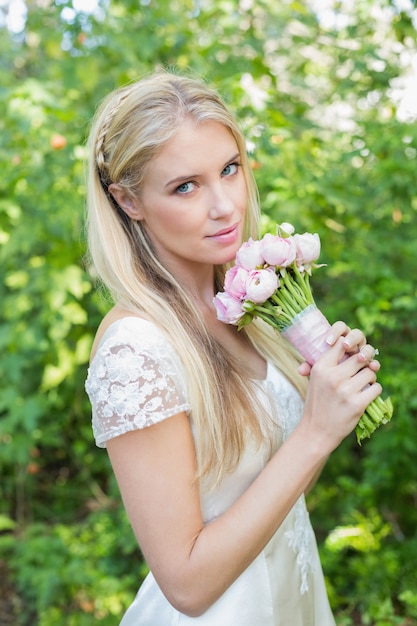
[85,317,336,626]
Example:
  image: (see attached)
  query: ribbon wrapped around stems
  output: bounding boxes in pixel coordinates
[281,304,332,366]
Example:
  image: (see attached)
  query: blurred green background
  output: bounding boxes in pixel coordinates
[0,1,416,624]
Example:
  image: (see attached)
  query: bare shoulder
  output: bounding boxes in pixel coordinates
[90,305,144,363]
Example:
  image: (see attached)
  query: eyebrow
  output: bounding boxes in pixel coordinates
[165,152,241,188]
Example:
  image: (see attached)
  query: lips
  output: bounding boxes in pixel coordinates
[209,223,238,238]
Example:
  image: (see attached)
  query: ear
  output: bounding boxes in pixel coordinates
[108,183,143,220]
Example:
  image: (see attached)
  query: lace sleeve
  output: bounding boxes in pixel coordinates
[85,318,191,447]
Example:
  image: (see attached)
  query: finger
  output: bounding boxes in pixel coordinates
[359,380,383,406]
[341,328,367,352]
[337,345,380,381]
[325,321,351,346]
[317,335,355,366]
[317,336,373,370]
[368,359,380,372]
[352,363,378,387]
[351,369,382,399]
[358,345,379,364]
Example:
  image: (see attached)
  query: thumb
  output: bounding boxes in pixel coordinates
[298,362,312,377]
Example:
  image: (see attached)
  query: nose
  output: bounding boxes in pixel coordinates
[208,181,235,219]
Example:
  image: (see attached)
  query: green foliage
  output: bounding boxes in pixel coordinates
[0,498,146,625]
[1,0,416,623]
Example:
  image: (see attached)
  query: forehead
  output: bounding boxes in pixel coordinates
[148,120,239,178]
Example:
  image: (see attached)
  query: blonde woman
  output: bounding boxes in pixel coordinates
[85,71,381,626]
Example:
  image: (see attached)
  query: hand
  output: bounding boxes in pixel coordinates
[297,321,380,377]
[299,323,382,451]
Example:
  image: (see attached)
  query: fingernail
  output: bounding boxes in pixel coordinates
[342,338,352,348]
[326,334,336,345]
[358,349,367,362]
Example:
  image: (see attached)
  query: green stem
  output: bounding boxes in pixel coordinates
[292,263,314,304]
[252,309,283,331]
[270,292,299,318]
[356,396,393,444]
[281,269,309,309]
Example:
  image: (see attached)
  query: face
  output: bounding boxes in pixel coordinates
[133,120,247,281]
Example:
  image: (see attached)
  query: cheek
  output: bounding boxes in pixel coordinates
[152,200,188,230]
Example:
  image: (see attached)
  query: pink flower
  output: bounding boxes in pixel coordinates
[235,237,264,270]
[213,292,245,324]
[224,265,249,300]
[260,233,297,267]
[293,233,321,267]
[245,268,279,303]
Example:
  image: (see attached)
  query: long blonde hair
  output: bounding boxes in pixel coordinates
[86,70,306,486]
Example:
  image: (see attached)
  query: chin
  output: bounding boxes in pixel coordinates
[217,250,238,266]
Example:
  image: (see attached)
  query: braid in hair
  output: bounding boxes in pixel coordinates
[94,88,133,227]
[95,87,131,190]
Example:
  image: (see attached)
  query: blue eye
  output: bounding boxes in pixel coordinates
[176,181,195,194]
[222,162,240,176]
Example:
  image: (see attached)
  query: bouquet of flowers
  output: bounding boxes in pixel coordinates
[213,223,393,444]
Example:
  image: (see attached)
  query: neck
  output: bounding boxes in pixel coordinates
[170,264,219,311]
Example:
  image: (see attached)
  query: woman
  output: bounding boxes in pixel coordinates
[85,70,381,625]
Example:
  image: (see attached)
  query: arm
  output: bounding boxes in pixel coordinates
[107,332,381,617]
[108,411,326,616]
